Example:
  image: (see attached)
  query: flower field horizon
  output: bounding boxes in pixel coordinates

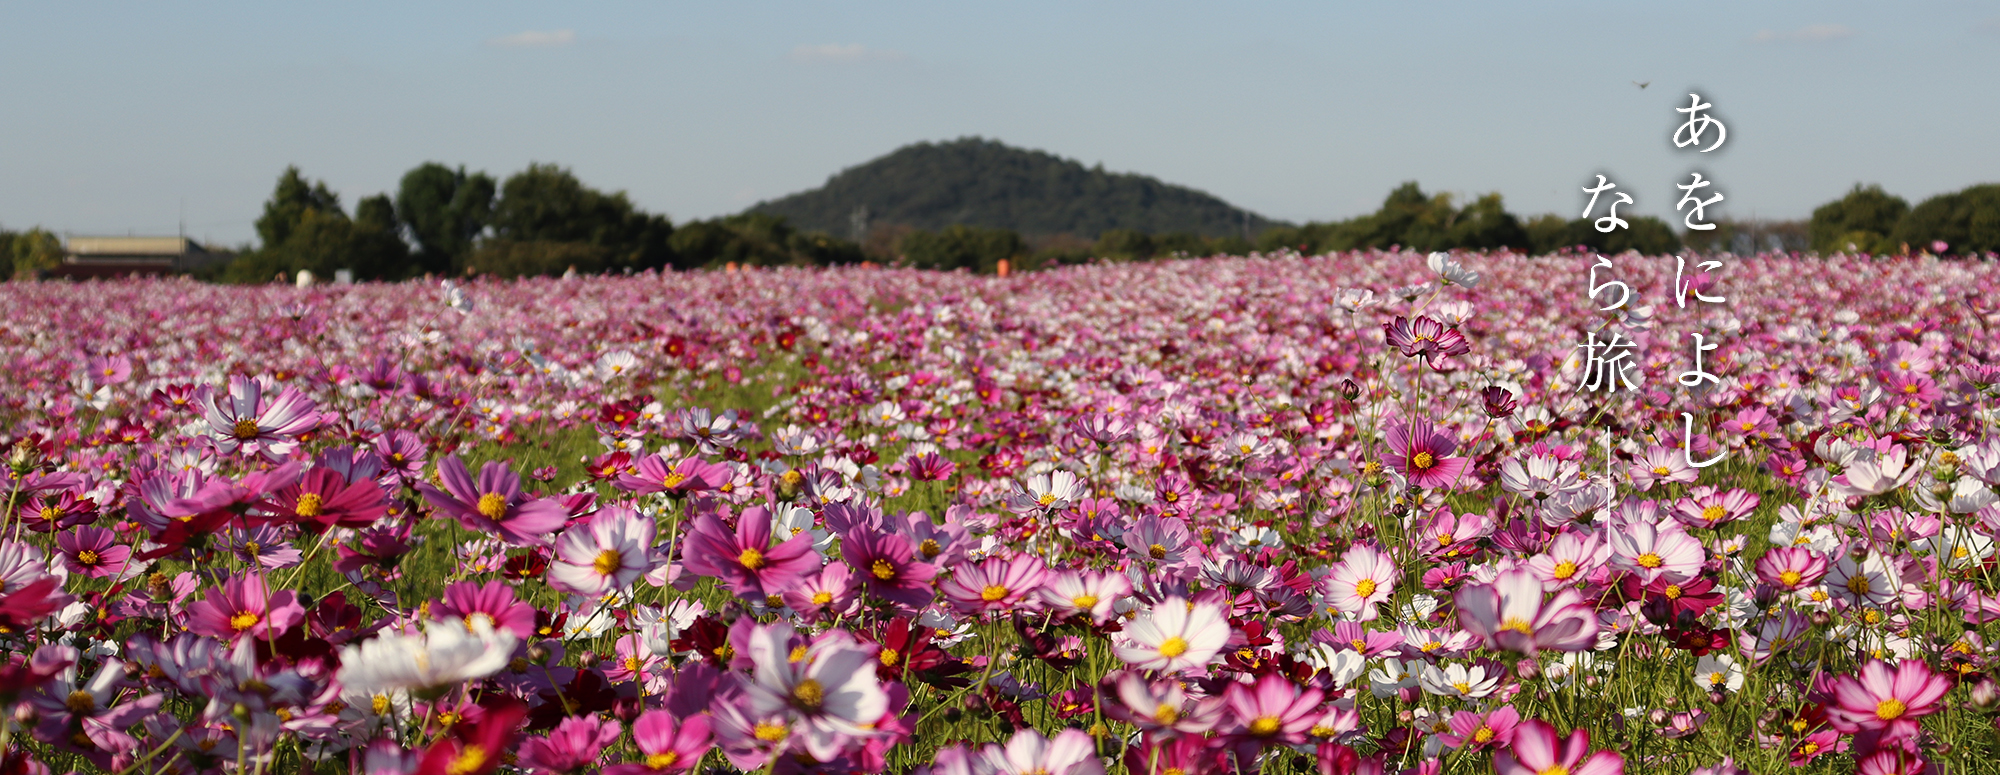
[1,248,1997,775]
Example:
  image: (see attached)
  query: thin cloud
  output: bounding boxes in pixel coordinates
[790,43,904,64]
[1751,24,1855,43]
[1979,17,2000,35]
[489,29,577,48]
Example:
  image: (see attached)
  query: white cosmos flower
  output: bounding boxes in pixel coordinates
[1303,644,1367,688]
[743,622,889,762]
[1367,658,1420,699]
[1113,598,1229,673]
[1692,653,1743,693]
[1426,252,1480,288]
[1417,662,1499,699]
[336,617,516,697]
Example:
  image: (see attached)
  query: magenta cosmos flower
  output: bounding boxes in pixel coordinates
[1453,568,1600,655]
[615,453,729,496]
[842,528,939,610]
[682,506,821,600]
[432,579,538,640]
[1383,315,1471,365]
[1221,672,1325,746]
[1825,659,1951,745]
[186,572,306,643]
[250,467,389,532]
[56,526,130,579]
[1383,418,1469,489]
[1495,719,1624,775]
[418,456,567,547]
[201,375,321,459]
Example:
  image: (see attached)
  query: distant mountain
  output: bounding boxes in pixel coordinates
[745,137,1286,239]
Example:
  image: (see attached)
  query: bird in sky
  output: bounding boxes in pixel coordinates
[1633,80,1651,89]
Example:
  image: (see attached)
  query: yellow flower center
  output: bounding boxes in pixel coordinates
[232,419,260,440]
[1154,705,1179,725]
[1652,466,1670,476]
[1848,575,1873,595]
[1072,595,1099,610]
[812,591,833,606]
[792,678,824,710]
[294,492,325,518]
[1538,767,1569,775]
[230,612,260,631]
[1701,505,1726,523]
[870,559,896,580]
[645,752,680,768]
[1411,452,1435,470]
[980,584,1009,602]
[1158,636,1189,658]
[372,694,392,715]
[1779,570,1803,586]
[1149,544,1168,560]
[919,539,942,558]
[1248,717,1281,736]
[38,506,59,523]
[1501,617,1533,634]
[1354,578,1377,598]
[1552,560,1578,580]
[593,549,623,576]
[662,472,686,489]
[1452,681,1472,694]
[75,549,101,566]
[1636,552,1664,569]
[446,745,488,775]
[1875,698,1907,720]
[66,690,95,712]
[754,722,788,742]
[880,648,900,667]
[1663,584,1683,600]
[738,547,766,570]
[1473,726,1495,743]
[475,493,507,519]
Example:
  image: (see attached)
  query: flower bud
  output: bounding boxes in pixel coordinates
[1339,379,1361,403]
[1971,679,1999,709]
[1514,659,1540,681]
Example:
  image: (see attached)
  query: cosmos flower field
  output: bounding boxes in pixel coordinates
[1,248,1998,775]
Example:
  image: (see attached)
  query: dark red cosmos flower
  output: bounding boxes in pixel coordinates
[418,699,528,775]
[1480,386,1519,418]
[855,618,971,687]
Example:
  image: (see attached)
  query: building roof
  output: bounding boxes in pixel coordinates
[66,236,212,258]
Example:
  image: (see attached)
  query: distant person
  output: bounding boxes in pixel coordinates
[295,269,316,288]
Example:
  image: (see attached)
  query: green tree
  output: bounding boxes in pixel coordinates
[489,163,674,271]
[1092,229,1156,260]
[1809,184,1908,253]
[1888,184,2000,255]
[1446,193,1528,250]
[397,163,496,275]
[7,228,63,278]
[226,167,412,282]
[897,224,1024,272]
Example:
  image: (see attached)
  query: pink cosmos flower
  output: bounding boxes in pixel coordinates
[432,580,538,640]
[1438,706,1519,751]
[939,554,1049,616]
[1824,659,1951,746]
[418,456,567,547]
[603,711,713,774]
[742,622,889,762]
[1324,543,1397,622]
[1453,568,1600,655]
[1627,445,1696,491]
[682,506,821,600]
[781,562,862,623]
[251,466,390,532]
[549,506,659,597]
[1605,517,1704,585]
[1222,672,1325,746]
[201,375,321,459]
[1671,486,1759,530]
[1525,530,1605,589]
[1102,671,1222,737]
[615,453,728,496]
[1754,546,1828,590]
[1383,315,1471,365]
[977,728,1104,775]
[1854,749,1931,775]
[1038,570,1131,625]
[1125,515,1195,567]
[1495,720,1623,775]
[185,573,306,643]
[518,715,622,775]
[1383,417,1469,490]
[56,526,130,579]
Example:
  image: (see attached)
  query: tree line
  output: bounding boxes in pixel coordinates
[7,169,1994,282]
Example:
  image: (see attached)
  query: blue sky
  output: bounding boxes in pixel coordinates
[4,1,1996,246]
